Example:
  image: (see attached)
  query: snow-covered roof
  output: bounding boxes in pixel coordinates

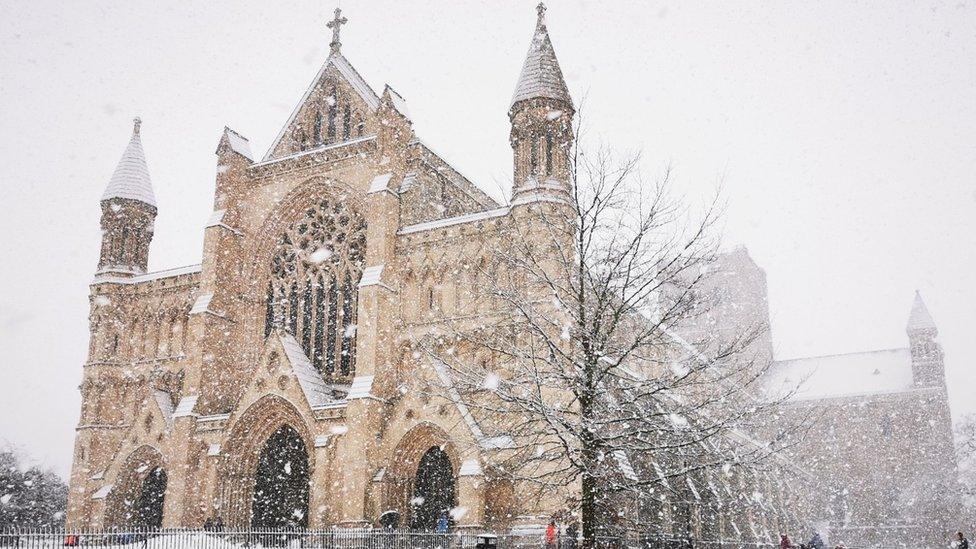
[279,332,335,408]
[153,389,174,426]
[92,263,201,286]
[102,118,156,207]
[510,14,573,109]
[263,52,381,162]
[907,291,937,333]
[764,348,916,402]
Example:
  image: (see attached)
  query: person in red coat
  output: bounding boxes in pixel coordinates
[545,519,558,549]
[781,534,795,549]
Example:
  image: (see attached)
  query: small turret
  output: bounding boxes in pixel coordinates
[906,291,945,387]
[509,3,575,205]
[97,117,157,276]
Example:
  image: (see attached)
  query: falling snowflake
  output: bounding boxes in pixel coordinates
[309,247,332,264]
[483,373,500,390]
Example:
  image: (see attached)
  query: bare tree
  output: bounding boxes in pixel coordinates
[419,119,799,545]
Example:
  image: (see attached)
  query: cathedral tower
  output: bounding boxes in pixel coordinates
[97,118,157,276]
[906,291,945,387]
[509,3,575,205]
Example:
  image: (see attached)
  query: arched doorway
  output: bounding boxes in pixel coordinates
[250,424,310,529]
[410,446,456,531]
[135,467,167,529]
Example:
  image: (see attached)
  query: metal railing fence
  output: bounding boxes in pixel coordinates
[0,529,783,549]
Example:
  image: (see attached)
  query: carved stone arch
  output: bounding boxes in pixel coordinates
[104,444,167,529]
[384,422,461,529]
[215,394,315,529]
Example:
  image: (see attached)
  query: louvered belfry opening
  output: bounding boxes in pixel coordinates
[265,199,366,381]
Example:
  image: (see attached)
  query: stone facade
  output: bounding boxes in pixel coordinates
[66,5,590,533]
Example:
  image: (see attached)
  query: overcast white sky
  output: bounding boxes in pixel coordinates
[0,0,973,477]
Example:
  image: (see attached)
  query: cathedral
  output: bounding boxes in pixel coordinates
[65,4,959,546]
[68,3,584,532]
[705,249,961,548]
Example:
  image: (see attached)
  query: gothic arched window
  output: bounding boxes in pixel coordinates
[342,105,352,140]
[545,134,554,175]
[327,88,338,141]
[314,111,323,144]
[529,136,538,175]
[265,199,366,379]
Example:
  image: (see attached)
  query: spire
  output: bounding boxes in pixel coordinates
[101,117,156,207]
[510,2,573,110]
[327,7,348,55]
[907,290,937,334]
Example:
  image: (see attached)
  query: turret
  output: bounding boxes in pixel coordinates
[906,291,945,387]
[97,117,157,276]
[509,3,575,205]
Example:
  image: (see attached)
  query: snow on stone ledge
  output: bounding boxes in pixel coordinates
[398,206,510,235]
[223,128,253,161]
[173,395,199,418]
[358,265,385,288]
[459,459,483,477]
[91,484,113,500]
[205,210,225,227]
[346,375,375,400]
[314,435,333,448]
[367,173,393,195]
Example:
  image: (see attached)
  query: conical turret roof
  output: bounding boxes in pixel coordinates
[510,3,573,110]
[101,118,156,207]
[907,291,937,333]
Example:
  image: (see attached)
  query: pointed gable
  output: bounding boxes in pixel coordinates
[510,4,573,110]
[102,118,156,207]
[263,53,381,161]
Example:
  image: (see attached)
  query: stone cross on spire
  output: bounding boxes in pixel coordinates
[536,2,547,29]
[327,7,348,54]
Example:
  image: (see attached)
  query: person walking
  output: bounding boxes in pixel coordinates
[545,519,558,549]
[780,534,795,549]
[956,532,970,549]
[807,532,824,549]
[564,522,578,549]
[436,510,450,534]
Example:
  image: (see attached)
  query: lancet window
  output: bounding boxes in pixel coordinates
[265,199,366,379]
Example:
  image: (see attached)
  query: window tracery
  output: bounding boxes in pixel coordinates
[265,199,366,379]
